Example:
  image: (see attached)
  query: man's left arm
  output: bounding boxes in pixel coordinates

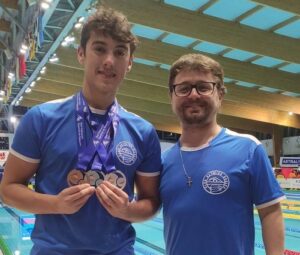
[96,174,160,222]
[258,203,285,255]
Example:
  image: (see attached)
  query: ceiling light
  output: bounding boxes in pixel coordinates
[41,67,46,73]
[65,36,75,42]
[41,2,50,9]
[49,57,59,62]
[74,23,82,29]
[288,112,293,116]
[30,81,36,87]
[25,88,32,93]
[10,116,17,123]
[20,48,26,54]
[8,72,15,80]
[21,44,28,50]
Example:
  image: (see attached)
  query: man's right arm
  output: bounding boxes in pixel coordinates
[0,153,95,214]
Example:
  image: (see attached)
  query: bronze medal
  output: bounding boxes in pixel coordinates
[78,178,90,185]
[67,169,84,186]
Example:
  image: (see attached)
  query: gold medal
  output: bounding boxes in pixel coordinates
[67,169,84,186]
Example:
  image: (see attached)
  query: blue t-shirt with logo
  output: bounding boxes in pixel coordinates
[160,128,285,255]
[11,95,161,255]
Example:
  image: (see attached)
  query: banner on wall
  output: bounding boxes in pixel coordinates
[0,136,10,167]
[277,178,300,189]
[280,157,300,167]
[0,151,9,167]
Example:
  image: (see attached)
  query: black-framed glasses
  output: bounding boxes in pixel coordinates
[172,81,217,97]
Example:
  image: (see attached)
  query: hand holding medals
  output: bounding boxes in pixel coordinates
[56,183,95,214]
[95,180,130,220]
[67,169,127,189]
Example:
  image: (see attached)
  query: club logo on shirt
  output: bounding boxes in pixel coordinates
[116,141,137,166]
[202,170,230,195]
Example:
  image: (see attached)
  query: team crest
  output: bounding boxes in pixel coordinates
[202,170,230,195]
[116,141,137,165]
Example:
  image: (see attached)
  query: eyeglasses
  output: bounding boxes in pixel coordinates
[172,81,217,97]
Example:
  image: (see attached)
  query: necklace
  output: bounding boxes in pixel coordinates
[179,146,193,187]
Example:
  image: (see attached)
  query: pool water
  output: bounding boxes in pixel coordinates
[0,191,299,255]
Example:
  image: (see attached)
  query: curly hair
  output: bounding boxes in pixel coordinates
[80,6,139,55]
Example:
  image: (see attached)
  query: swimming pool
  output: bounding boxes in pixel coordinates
[1,191,299,255]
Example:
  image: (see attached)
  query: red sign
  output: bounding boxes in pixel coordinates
[284,249,300,255]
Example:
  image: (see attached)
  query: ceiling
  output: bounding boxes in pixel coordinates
[1,0,300,135]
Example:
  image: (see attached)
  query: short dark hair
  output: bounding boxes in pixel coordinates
[169,54,226,95]
[80,6,139,55]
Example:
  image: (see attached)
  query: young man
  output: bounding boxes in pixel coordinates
[160,53,285,255]
[0,7,161,255]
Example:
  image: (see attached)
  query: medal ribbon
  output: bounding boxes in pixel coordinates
[75,91,119,173]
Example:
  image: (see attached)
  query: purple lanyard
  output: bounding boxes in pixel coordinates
[75,91,119,173]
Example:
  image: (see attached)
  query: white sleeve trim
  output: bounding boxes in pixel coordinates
[136,171,160,177]
[225,128,261,145]
[10,148,40,164]
[255,195,286,209]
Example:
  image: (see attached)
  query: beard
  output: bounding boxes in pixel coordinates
[181,110,208,125]
[176,100,217,126]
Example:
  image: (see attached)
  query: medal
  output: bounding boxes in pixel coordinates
[105,170,126,190]
[84,170,99,186]
[105,172,118,186]
[71,92,121,186]
[95,178,104,187]
[95,171,105,187]
[115,170,126,189]
[67,169,84,186]
[78,179,90,185]
[84,170,105,187]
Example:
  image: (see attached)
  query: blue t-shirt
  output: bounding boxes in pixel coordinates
[160,128,285,255]
[11,95,161,255]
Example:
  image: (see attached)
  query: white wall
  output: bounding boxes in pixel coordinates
[261,136,300,156]
[261,139,273,156]
[160,141,176,152]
